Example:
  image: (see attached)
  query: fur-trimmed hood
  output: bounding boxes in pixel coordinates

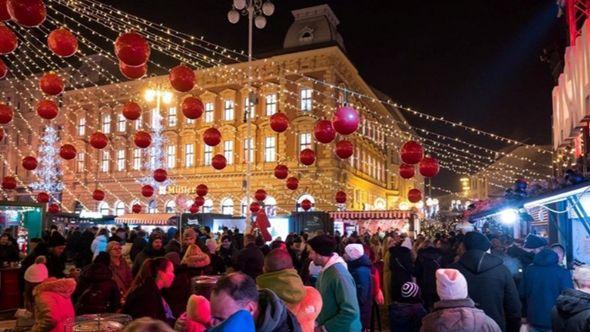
[33,278,77,298]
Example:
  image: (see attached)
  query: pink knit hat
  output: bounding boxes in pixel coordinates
[436,269,468,300]
[24,258,49,283]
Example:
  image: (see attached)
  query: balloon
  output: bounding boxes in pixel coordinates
[153,168,167,182]
[47,28,77,57]
[332,106,359,135]
[203,127,221,146]
[0,25,17,54]
[1,176,16,189]
[6,0,46,27]
[36,192,49,203]
[314,119,336,144]
[196,184,208,197]
[48,203,59,214]
[39,72,64,95]
[0,0,9,20]
[132,204,142,213]
[59,144,76,160]
[0,103,12,123]
[335,191,346,204]
[249,201,261,213]
[335,140,353,159]
[270,112,289,133]
[36,99,58,120]
[122,101,141,120]
[408,188,422,203]
[189,204,199,214]
[419,157,439,178]
[274,164,288,180]
[399,163,415,179]
[300,148,315,166]
[211,154,227,170]
[0,58,7,79]
[301,199,312,211]
[141,185,154,197]
[21,156,37,170]
[114,32,150,67]
[181,96,203,119]
[254,189,267,202]
[194,196,205,207]
[169,64,195,92]
[286,177,299,190]
[400,141,423,164]
[92,189,105,201]
[89,132,108,149]
[119,61,147,80]
[133,131,151,148]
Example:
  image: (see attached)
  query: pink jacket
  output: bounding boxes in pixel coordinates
[32,278,77,332]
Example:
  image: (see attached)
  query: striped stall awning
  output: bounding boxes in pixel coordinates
[115,213,177,226]
[329,210,411,220]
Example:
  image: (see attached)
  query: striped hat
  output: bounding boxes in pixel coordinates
[401,282,420,299]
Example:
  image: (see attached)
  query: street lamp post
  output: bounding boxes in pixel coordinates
[227,0,274,224]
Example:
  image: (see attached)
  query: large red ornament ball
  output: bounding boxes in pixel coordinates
[211,154,227,170]
[194,196,205,207]
[6,0,46,27]
[181,96,203,119]
[122,101,141,120]
[270,112,289,133]
[153,168,168,182]
[89,132,108,149]
[0,103,12,123]
[1,176,16,189]
[399,163,415,179]
[59,144,76,160]
[0,58,7,79]
[196,184,208,197]
[335,140,353,159]
[335,191,346,204]
[119,61,147,80]
[39,72,64,96]
[114,32,150,67]
[419,157,440,178]
[132,204,142,213]
[0,25,17,54]
[408,189,422,203]
[36,192,49,203]
[133,131,151,148]
[314,120,336,144]
[21,156,37,170]
[189,204,199,214]
[47,28,77,57]
[36,99,58,120]
[141,185,154,198]
[274,164,288,180]
[332,106,359,135]
[254,189,267,202]
[0,0,9,20]
[300,199,312,211]
[300,148,316,166]
[169,64,195,92]
[48,203,59,214]
[286,177,299,190]
[203,127,221,146]
[92,189,105,201]
[400,140,424,165]
[249,201,261,213]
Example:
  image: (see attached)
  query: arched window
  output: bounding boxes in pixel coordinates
[297,194,315,212]
[148,200,157,214]
[203,199,213,213]
[165,200,176,213]
[240,197,248,216]
[114,201,125,216]
[97,201,110,216]
[130,200,140,213]
[374,197,386,210]
[264,196,277,216]
[221,198,234,215]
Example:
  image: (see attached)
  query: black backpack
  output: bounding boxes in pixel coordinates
[75,285,109,314]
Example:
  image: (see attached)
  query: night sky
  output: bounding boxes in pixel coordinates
[98,0,565,193]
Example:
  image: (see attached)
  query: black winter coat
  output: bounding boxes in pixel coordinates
[130,237,147,262]
[123,280,172,325]
[552,288,590,332]
[389,245,414,302]
[415,246,442,309]
[218,246,238,269]
[452,249,521,332]
[74,263,120,314]
[132,246,165,277]
[234,243,264,279]
[162,264,191,318]
[75,230,95,268]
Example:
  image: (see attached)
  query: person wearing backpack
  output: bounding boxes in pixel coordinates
[73,252,120,314]
[415,240,442,310]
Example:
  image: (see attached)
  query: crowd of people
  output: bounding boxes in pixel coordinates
[1,223,590,332]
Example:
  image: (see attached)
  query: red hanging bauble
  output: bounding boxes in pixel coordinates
[335,191,346,204]
[419,157,440,178]
[254,189,267,202]
[114,32,150,67]
[194,196,205,207]
[21,156,37,170]
[301,199,312,211]
[0,25,16,55]
[47,203,59,214]
[211,154,227,170]
[286,177,299,190]
[399,163,415,179]
[36,99,58,120]
[59,144,77,160]
[249,201,261,213]
[300,148,316,166]
[203,127,221,146]
[89,132,108,149]
[332,106,360,135]
[119,61,147,80]
[36,192,49,203]
[6,0,46,27]
[181,96,203,119]
[92,189,105,201]
[122,101,141,120]
[408,188,422,203]
[400,140,423,165]
[0,58,7,79]
[132,204,142,213]
[39,72,64,96]
[335,140,353,159]
[270,112,289,133]
[274,164,288,180]
[314,119,336,144]
[169,64,195,92]
[153,168,168,182]
[133,131,151,148]
[1,176,16,189]
[189,204,199,214]
[47,28,77,57]
[0,103,12,123]
[141,185,154,198]
[196,184,208,197]
[0,0,9,20]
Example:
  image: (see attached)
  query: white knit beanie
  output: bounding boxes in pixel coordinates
[436,269,468,300]
[401,237,413,250]
[24,261,49,283]
[344,243,364,261]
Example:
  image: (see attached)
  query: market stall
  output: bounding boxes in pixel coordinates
[329,210,412,235]
[114,213,179,233]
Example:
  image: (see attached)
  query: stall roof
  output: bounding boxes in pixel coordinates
[330,210,410,220]
[115,213,178,226]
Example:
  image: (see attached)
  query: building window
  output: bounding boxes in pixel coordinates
[151,108,161,129]
[243,138,254,163]
[244,96,255,118]
[117,113,126,132]
[204,102,214,123]
[204,145,213,166]
[168,107,177,126]
[297,194,315,212]
[221,198,234,215]
[224,100,234,121]
[265,94,277,116]
[76,152,84,172]
[240,198,248,216]
[98,202,110,216]
[132,149,141,170]
[299,132,312,152]
[115,201,125,216]
[148,200,157,213]
[167,145,176,168]
[101,151,110,172]
[264,136,276,162]
[165,200,176,213]
[149,147,157,169]
[224,140,234,165]
[102,114,111,133]
[186,117,195,125]
[116,149,125,171]
[300,88,312,111]
[185,144,194,168]
[134,114,142,130]
[203,199,213,213]
[77,117,86,136]
[265,196,277,216]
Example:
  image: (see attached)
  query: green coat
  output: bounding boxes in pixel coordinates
[316,262,362,332]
